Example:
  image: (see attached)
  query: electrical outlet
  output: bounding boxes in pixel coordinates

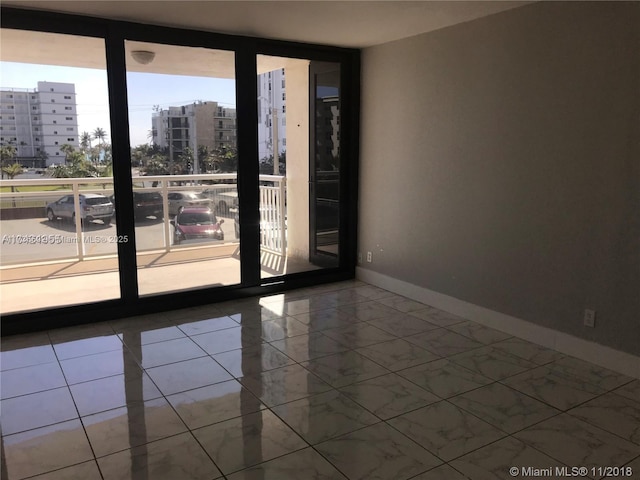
[583,309,596,328]
[366,251,372,263]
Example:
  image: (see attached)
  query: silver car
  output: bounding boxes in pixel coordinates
[167,191,211,216]
[46,194,114,226]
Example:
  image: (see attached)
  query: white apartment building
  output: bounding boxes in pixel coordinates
[257,68,287,164]
[152,101,236,165]
[0,81,79,167]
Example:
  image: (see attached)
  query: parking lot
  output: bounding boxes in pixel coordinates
[0,213,238,265]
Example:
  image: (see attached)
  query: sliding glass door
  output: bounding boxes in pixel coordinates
[123,41,240,296]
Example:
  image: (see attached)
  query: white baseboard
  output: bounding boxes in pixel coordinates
[356,267,640,379]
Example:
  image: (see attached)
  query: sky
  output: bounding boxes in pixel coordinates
[1,62,236,146]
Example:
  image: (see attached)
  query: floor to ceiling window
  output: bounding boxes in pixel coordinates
[0,7,359,332]
[0,28,120,314]
[123,41,240,296]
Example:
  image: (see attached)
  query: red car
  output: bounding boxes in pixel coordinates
[171,207,224,245]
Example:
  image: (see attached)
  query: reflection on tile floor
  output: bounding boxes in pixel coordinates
[1,280,639,479]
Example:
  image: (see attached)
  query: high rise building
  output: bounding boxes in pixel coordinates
[151,101,237,161]
[0,81,79,167]
[257,68,287,163]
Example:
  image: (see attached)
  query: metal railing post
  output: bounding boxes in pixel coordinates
[73,183,84,260]
[161,178,171,252]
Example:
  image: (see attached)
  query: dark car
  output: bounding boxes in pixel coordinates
[109,191,164,221]
[132,191,163,220]
[171,207,224,245]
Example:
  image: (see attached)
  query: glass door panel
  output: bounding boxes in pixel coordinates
[257,55,340,279]
[124,41,239,296]
[0,28,120,314]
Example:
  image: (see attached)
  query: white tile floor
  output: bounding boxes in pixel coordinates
[1,280,639,479]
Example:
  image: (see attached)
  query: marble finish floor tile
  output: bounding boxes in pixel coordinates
[449,383,560,434]
[301,350,390,388]
[450,436,566,480]
[356,338,440,371]
[550,356,633,392]
[614,379,640,402]
[193,409,307,475]
[502,365,608,411]
[514,414,640,473]
[315,422,441,480]
[445,320,512,345]
[406,328,483,357]
[279,296,340,316]
[398,358,493,398]
[375,294,429,313]
[269,332,349,362]
[167,379,265,429]
[60,349,142,385]
[388,401,506,461]
[190,326,263,355]
[1,419,94,479]
[28,461,102,480]
[1,341,57,371]
[271,390,380,444]
[408,308,468,327]
[175,314,239,336]
[82,397,187,457]
[116,324,186,347]
[239,363,333,407]
[212,343,296,377]
[349,285,396,301]
[226,447,348,480]
[491,337,564,365]
[1,387,78,435]
[97,432,222,480]
[568,393,640,445]
[410,464,469,480]
[52,334,124,361]
[145,356,233,395]
[336,301,400,321]
[448,345,537,381]
[257,316,312,341]
[292,308,361,331]
[339,373,440,420]
[366,313,440,337]
[69,371,163,417]
[322,323,398,348]
[132,336,207,368]
[1,361,66,399]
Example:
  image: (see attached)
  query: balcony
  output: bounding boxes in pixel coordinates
[0,173,316,315]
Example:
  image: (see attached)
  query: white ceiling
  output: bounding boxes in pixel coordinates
[3,1,532,49]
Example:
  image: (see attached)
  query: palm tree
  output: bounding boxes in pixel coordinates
[92,127,108,161]
[2,162,23,206]
[0,143,17,179]
[80,131,92,154]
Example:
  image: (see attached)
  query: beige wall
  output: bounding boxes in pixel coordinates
[359,2,640,355]
[284,59,310,260]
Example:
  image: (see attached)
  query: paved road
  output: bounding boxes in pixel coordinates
[0,214,237,266]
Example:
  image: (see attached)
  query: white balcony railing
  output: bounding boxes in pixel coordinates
[0,173,286,264]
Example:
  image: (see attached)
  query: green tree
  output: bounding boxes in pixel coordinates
[2,162,23,207]
[49,145,98,178]
[0,143,17,179]
[92,127,108,161]
[80,131,92,154]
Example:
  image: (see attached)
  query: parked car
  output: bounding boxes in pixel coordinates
[167,191,211,216]
[46,194,114,226]
[203,187,238,216]
[171,207,224,245]
[110,191,163,221]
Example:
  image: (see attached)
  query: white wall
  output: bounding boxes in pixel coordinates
[359,2,640,355]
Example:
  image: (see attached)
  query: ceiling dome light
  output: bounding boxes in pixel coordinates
[131,50,156,65]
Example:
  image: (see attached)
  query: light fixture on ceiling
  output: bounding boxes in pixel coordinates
[131,50,156,65]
